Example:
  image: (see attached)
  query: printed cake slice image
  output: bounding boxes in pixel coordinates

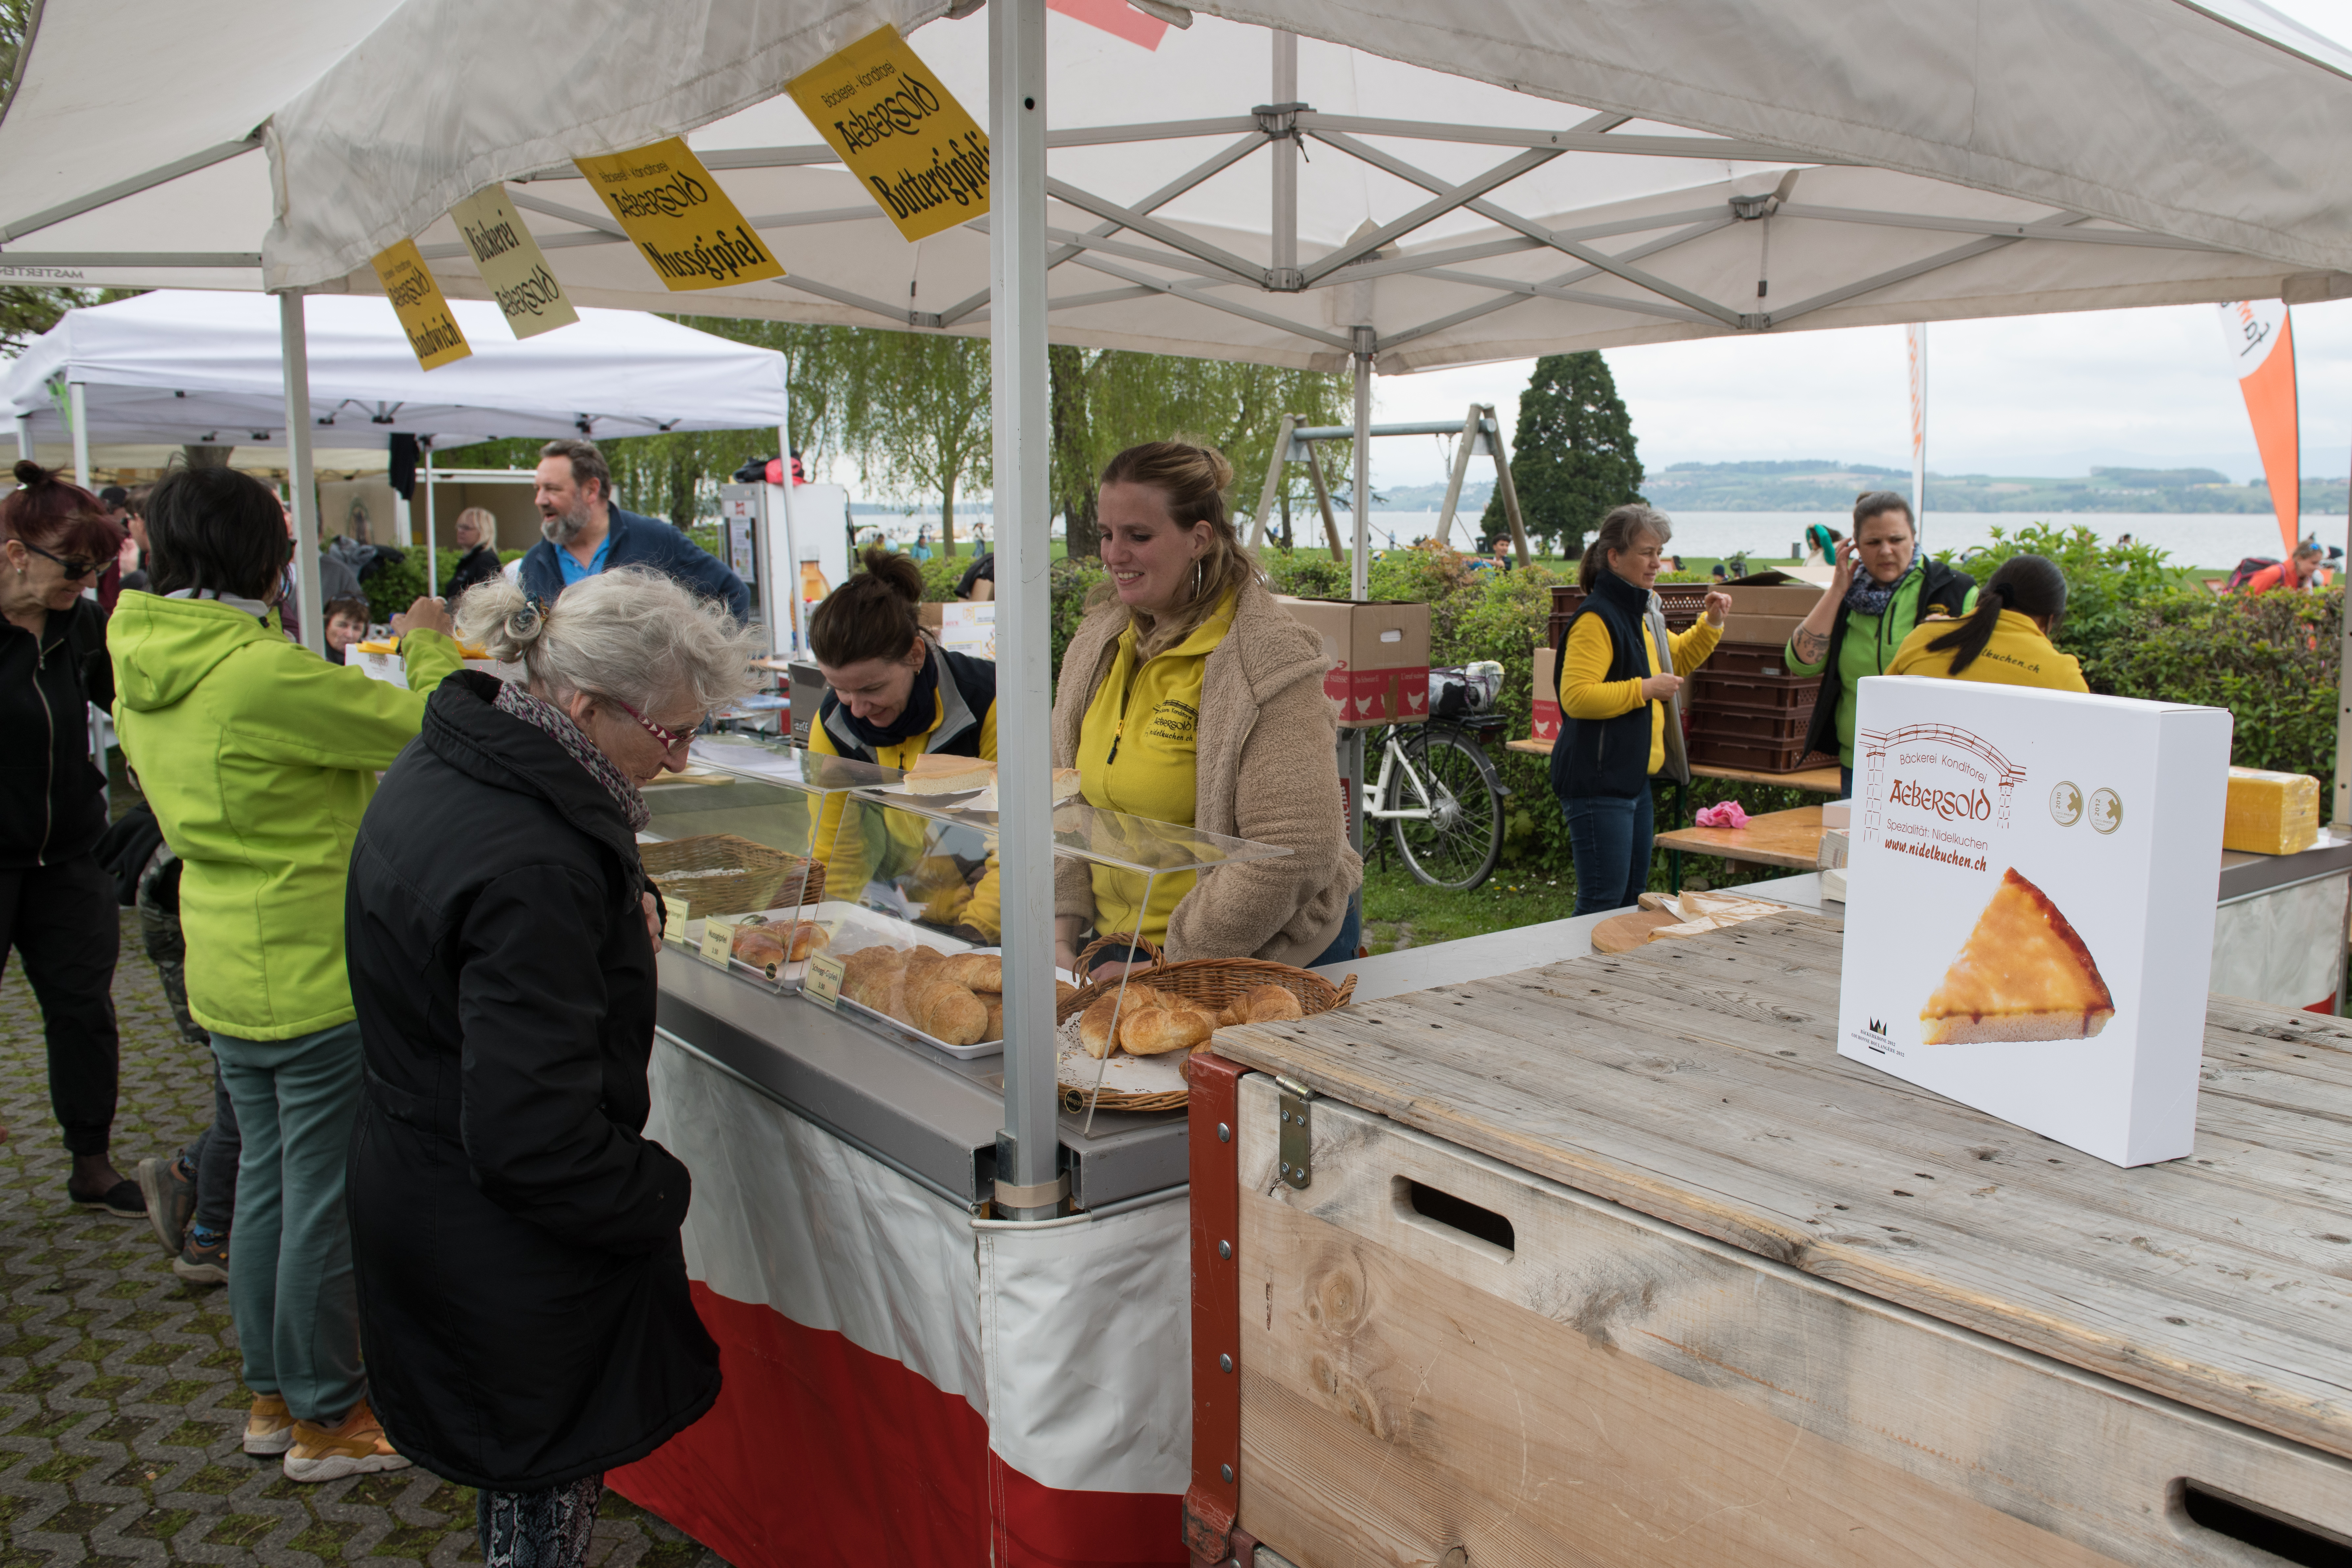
[1919,866,2115,1044]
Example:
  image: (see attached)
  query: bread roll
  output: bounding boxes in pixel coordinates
[1239,984,1304,1023]
[731,924,787,976]
[903,945,952,984]
[1056,980,1078,1007]
[1120,1003,1214,1057]
[982,995,1004,1042]
[787,922,829,963]
[912,979,988,1046]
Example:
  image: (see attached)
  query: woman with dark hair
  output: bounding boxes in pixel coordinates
[1,460,140,1214]
[805,546,1004,940]
[1887,554,2087,691]
[109,463,458,1483]
[1552,504,1733,916]
[1052,440,1360,970]
[1786,491,1977,795]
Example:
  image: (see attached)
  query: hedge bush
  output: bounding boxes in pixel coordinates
[2088,587,2340,778]
[359,547,527,624]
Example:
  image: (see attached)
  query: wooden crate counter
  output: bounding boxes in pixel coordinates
[1185,912,2352,1568]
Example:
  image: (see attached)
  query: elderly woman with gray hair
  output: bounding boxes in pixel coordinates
[1551,504,1732,916]
[343,567,758,1568]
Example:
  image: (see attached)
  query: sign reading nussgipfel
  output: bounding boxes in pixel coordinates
[787,26,989,243]
[573,138,786,292]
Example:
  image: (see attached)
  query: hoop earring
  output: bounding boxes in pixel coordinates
[1193,560,1203,599]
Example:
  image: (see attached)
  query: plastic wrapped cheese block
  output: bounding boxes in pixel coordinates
[2223,766,2319,856]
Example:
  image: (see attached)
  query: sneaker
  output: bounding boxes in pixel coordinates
[282,1399,410,1483]
[66,1178,146,1218]
[173,1230,228,1287]
[243,1393,295,1456]
[136,1157,195,1255]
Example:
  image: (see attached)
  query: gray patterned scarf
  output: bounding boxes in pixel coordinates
[493,681,651,833]
[1842,543,1920,619]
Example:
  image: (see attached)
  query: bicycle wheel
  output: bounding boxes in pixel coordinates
[1385,727,1504,890]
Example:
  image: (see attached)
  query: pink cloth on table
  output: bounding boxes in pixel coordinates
[1694,801,1751,829]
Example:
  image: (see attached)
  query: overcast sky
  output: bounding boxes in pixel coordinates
[1368,0,2352,492]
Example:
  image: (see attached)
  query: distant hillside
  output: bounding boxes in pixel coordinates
[1641,461,2346,515]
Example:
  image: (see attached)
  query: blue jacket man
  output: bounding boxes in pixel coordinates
[518,439,750,623]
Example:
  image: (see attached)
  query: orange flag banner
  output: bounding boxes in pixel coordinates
[2218,300,2299,558]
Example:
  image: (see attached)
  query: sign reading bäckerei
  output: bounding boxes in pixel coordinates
[786,25,988,243]
[446,185,578,338]
[1837,678,2230,1167]
[369,238,470,370]
[573,139,785,292]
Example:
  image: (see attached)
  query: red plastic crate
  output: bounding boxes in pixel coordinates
[1702,640,1804,678]
[1687,671,1821,712]
[1686,734,1840,774]
[1689,707,1813,743]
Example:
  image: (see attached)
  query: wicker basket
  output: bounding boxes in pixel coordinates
[1055,945,1356,1112]
[640,834,823,918]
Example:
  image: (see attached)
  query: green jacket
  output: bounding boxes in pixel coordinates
[1784,564,1977,766]
[109,593,463,1041]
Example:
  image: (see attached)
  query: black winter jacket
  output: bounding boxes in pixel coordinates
[344,670,718,1490]
[1,596,113,870]
[442,544,506,603]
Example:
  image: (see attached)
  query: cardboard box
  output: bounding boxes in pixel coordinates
[919,600,995,660]
[1531,645,1561,743]
[1821,797,1852,830]
[1838,677,2232,1166]
[1721,612,1806,648]
[1277,597,1432,728]
[1721,570,1830,616]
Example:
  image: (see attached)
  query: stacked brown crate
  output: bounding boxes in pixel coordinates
[1683,576,1834,773]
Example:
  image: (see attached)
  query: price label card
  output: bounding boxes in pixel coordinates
[369,237,471,369]
[447,184,578,339]
[573,138,785,291]
[662,902,688,944]
[700,917,737,968]
[804,952,846,1010]
[786,25,989,242]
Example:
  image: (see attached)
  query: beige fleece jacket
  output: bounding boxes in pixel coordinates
[1053,576,1361,965]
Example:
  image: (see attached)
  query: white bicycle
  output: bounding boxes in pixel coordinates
[1358,664,1509,891]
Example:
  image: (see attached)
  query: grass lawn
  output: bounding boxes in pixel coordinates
[1358,858,1581,954]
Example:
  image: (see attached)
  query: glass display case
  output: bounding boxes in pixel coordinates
[644,736,1293,1078]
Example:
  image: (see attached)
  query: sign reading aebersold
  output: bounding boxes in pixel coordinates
[787,26,988,242]
[573,139,785,292]
[447,186,578,338]
[369,238,471,370]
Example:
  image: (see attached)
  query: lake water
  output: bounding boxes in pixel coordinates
[869,509,2348,570]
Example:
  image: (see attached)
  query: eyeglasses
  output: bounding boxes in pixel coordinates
[21,539,104,580]
[609,695,696,755]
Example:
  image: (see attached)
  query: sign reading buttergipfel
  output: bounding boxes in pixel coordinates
[573,139,785,292]
[369,238,470,370]
[787,26,988,242]
[447,185,578,338]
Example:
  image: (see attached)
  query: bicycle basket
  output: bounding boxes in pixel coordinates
[1428,660,1505,719]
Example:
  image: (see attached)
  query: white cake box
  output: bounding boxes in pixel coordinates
[1837,677,2231,1167]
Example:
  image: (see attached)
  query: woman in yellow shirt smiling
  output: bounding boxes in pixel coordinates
[1051,442,1359,975]
[1553,504,1731,916]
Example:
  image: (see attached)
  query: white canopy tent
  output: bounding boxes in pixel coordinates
[1,290,796,647]
[8,0,2352,1218]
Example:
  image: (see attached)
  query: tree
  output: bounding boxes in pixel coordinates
[673,315,855,474]
[843,332,991,555]
[1481,351,1644,560]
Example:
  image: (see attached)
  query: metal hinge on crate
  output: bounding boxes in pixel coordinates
[1276,1076,1313,1189]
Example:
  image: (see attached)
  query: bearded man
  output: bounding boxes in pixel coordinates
[515,439,749,623]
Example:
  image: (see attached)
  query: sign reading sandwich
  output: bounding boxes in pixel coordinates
[446,185,578,338]
[787,25,988,242]
[370,238,470,370]
[1837,677,2230,1167]
[574,139,785,292]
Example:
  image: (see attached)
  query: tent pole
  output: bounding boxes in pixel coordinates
[67,383,90,489]
[422,443,436,604]
[1433,403,1482,548]
[989,0,1062,1222]
[1350,331,1372,599]
[278,291,325,655]
[12,414,29,466]
[1271,31,1297,283]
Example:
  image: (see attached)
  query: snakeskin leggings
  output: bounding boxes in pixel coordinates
[478,1476,603,1568]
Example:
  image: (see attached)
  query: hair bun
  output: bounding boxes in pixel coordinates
[505,600,548,646]
[12,459,49,488]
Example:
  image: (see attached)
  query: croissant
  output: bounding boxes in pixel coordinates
[787,923,829,963]
[1079,984,1161,1058]
[1120,1003,1215,1057]
[1237,984,1303,1023]
[939,954,1003,993]
[911,978,988,1046]
[982,995,1004,1042]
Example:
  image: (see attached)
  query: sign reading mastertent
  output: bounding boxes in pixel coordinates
[788,26,988,242]
[370,238,471,369]
[574,139,785,292]
[447,185,578,338]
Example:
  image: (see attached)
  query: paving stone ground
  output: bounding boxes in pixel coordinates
[0,902,728,1568]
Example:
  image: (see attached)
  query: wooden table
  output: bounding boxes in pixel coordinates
[1506,735,1843,796]
[1654,802,1826,877]
[1189,914,2352,1567]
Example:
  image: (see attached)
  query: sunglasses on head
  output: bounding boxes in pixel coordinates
[20,538,104,580]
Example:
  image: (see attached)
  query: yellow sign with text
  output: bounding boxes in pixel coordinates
[574,138,785,292]
[447,185,578,339]
[787,26,989,242]
[369,238,470,370]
